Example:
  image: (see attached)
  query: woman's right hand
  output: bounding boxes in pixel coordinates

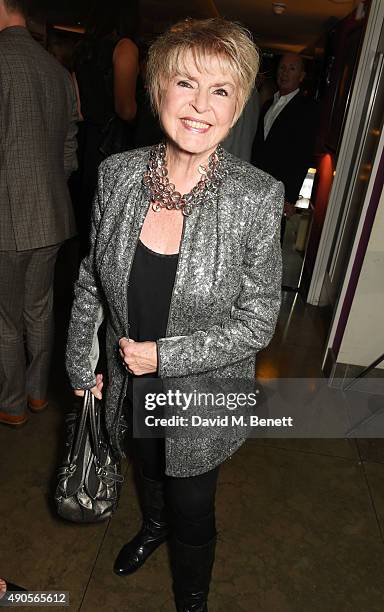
[74,373,104,400]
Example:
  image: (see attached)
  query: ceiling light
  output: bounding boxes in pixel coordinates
[272,2,287,15]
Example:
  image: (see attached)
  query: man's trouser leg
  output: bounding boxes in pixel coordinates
[0,244,60,414]
[24,244,61,401]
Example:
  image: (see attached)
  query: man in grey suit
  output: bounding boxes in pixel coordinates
[0,0,78,426]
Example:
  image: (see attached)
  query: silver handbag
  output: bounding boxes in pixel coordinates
[55,390,123,523]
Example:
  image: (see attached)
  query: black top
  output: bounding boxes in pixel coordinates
[74,37,118,126]
[133,79,163,148]
[128,240,179,342]
[124,240,178,432]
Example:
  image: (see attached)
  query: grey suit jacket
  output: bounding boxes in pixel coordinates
[66,147,284,477]
[0,26,77,251]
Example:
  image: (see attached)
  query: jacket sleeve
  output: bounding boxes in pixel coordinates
[63,73,79,179]
[157,180,284,377]
[65,167,106,389]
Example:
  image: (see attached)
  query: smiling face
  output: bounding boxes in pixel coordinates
[159,50,238,160]
[277,53,305,96]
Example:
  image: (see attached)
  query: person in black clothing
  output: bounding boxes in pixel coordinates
[252,53,317,239]
[133,45,163,148]
[73,0,139,253]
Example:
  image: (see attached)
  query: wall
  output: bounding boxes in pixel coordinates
[338,184,384,368]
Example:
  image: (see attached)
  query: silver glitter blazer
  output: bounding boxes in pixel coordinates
[66,146,284,477]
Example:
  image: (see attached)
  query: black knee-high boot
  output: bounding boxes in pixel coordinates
[170,536,216,612]
[113,474,168,575]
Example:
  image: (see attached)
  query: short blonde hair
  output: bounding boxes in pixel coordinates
[146,18,260,123]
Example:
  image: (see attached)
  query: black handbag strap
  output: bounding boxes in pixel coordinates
[89,392,102,464]
[70,390,91,464]
[88,393,124,483]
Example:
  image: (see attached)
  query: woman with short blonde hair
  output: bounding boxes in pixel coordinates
[146,18,260,123]
[67,17,282,611]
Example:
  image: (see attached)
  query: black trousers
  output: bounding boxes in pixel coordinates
[125,388,220,546]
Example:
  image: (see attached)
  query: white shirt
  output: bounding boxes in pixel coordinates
[264,88,300,140]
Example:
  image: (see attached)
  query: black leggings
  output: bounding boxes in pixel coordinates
[132,436,219,546]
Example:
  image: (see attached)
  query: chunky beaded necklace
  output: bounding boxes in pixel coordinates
[143,142,224,217]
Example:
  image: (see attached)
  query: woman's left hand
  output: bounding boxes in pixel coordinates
[119,338,158,375]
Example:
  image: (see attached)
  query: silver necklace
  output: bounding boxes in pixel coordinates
[143,142,224,217]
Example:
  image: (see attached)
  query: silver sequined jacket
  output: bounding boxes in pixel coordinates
[66,146,284,477]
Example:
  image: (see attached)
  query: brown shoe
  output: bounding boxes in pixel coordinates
[27,397,49,413]
[0,411,28,427]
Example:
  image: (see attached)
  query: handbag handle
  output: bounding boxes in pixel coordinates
[88,393,124,483]
[69,390,91,464]
[88,392,103,465]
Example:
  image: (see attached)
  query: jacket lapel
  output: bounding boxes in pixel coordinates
[164,204,200,336]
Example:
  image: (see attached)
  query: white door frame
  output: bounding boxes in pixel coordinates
[325,126,384,361]
[307,0,384,306]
